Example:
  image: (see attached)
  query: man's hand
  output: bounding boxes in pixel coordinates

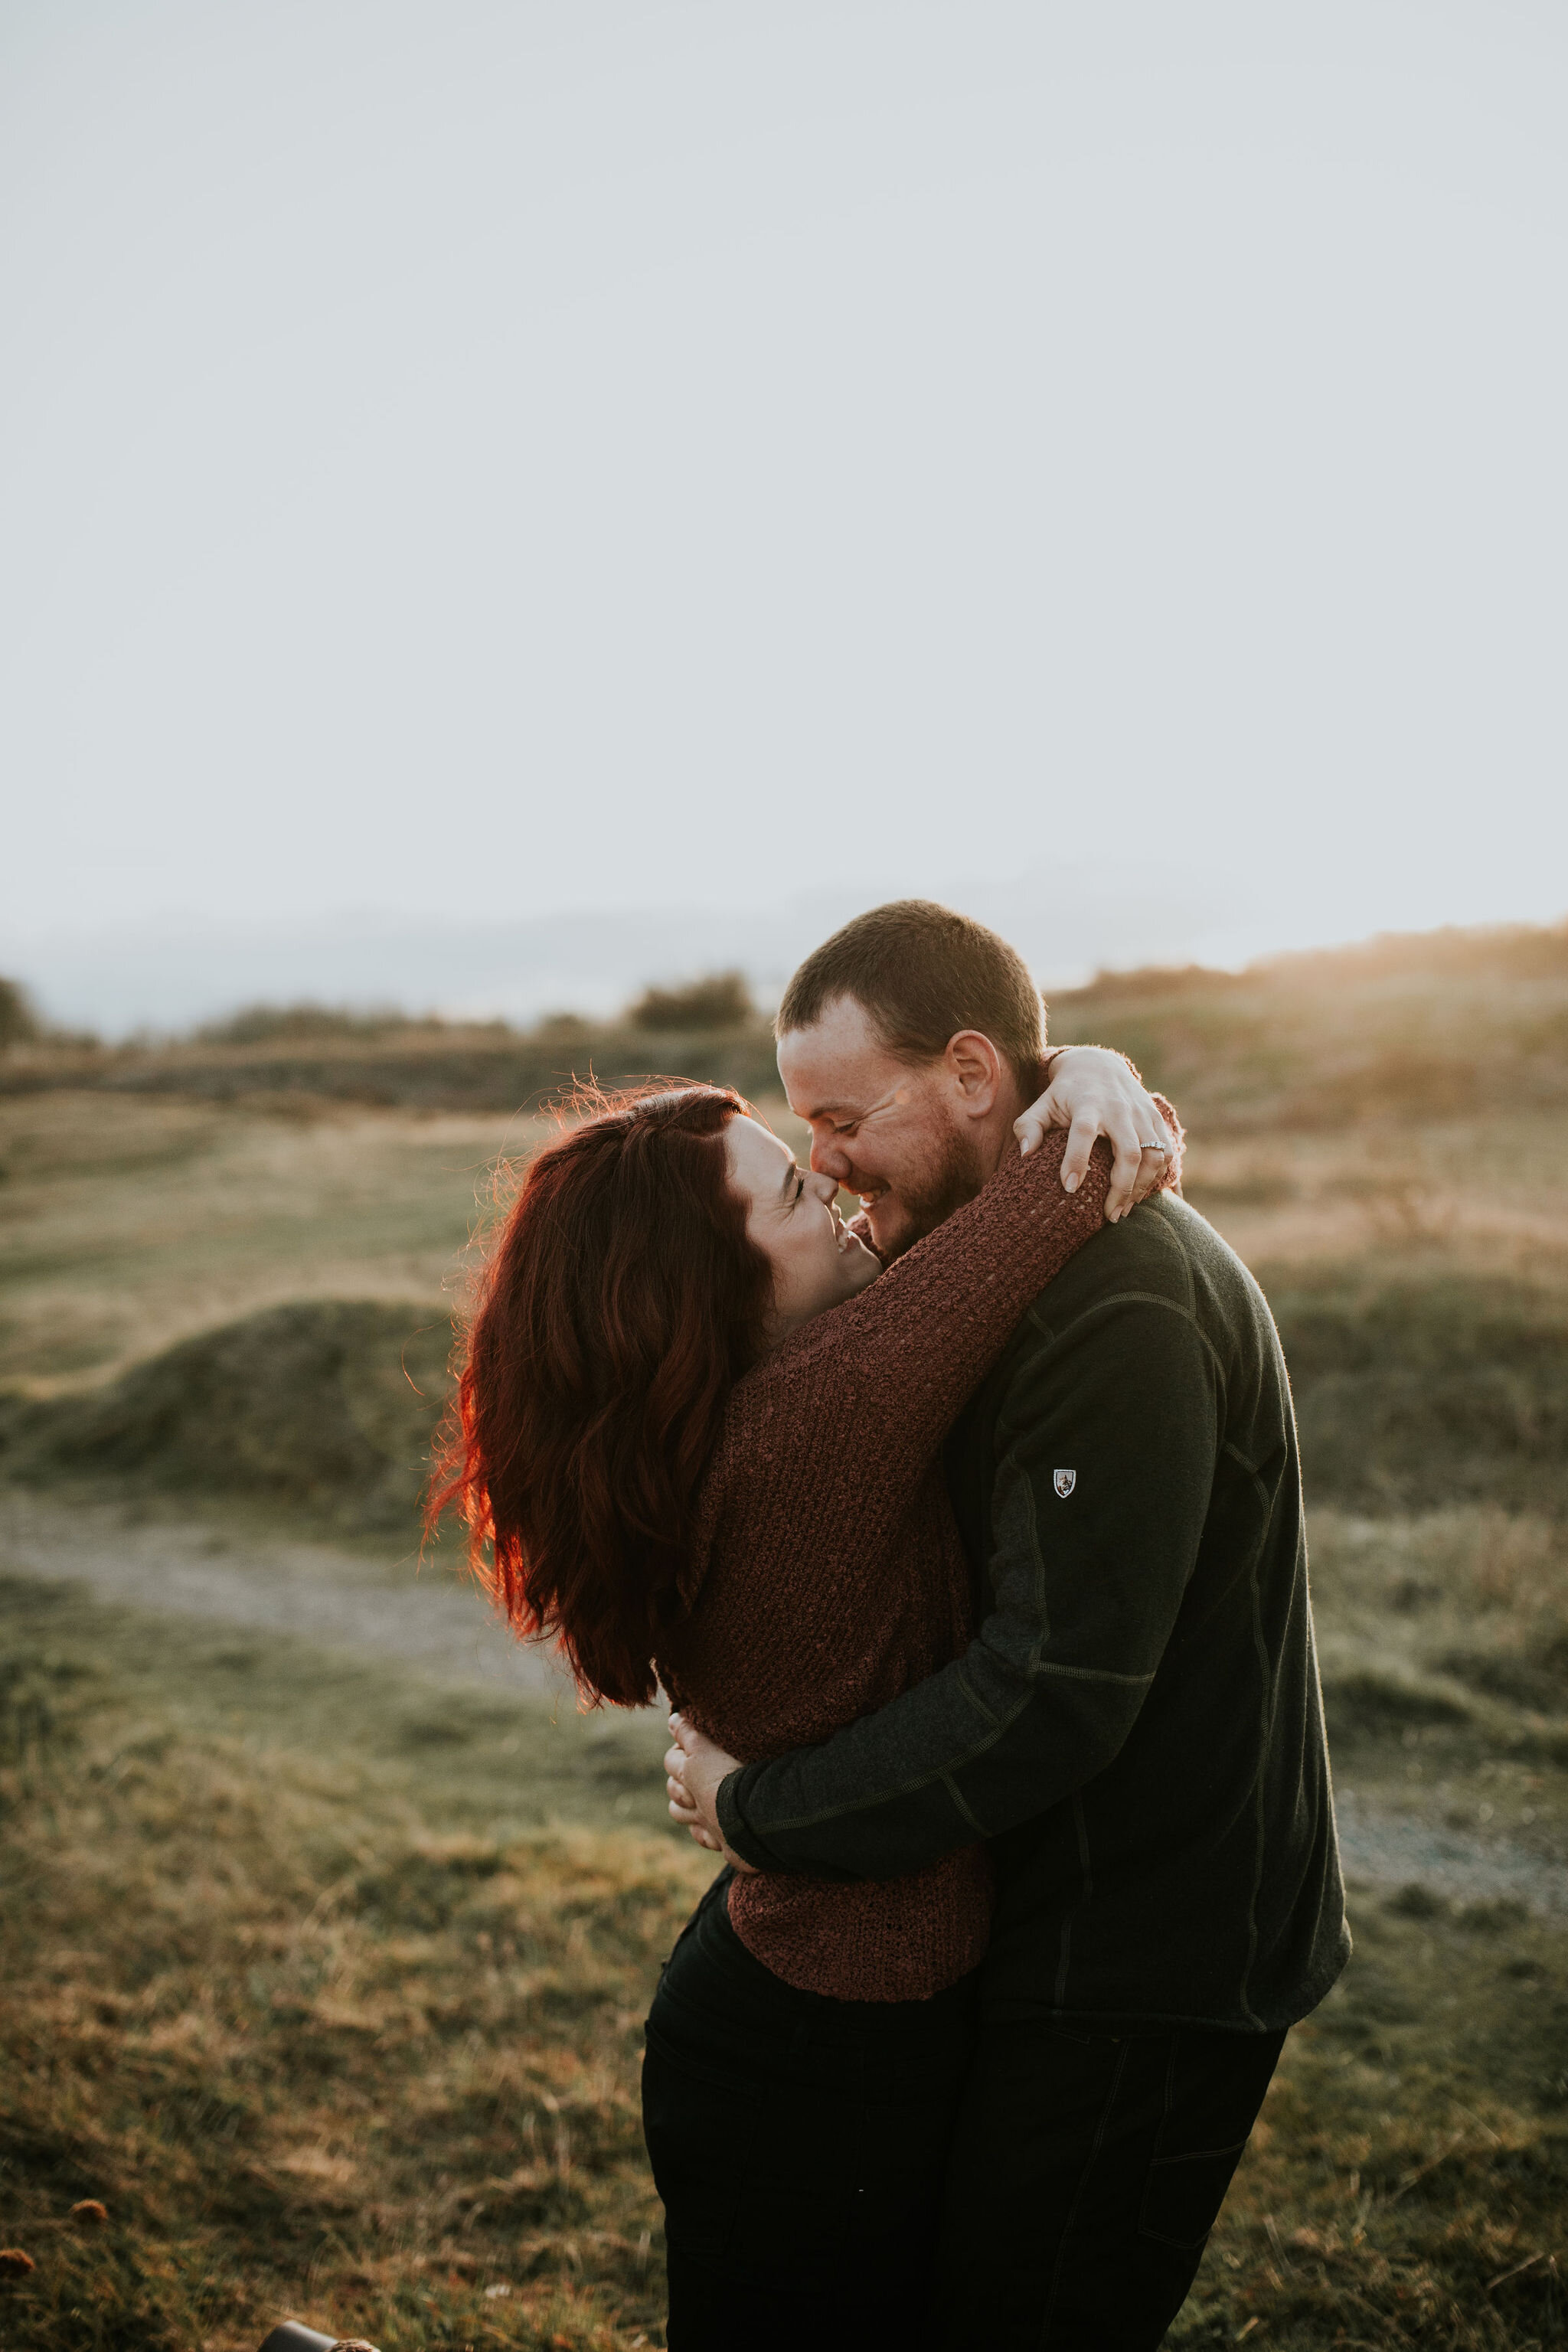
[665,1714,759,1871]
[1014,1044,1175,1223]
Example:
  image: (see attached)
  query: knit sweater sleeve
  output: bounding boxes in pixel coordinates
[734,1126,1113,1501]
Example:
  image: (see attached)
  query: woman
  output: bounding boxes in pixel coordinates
[430,1069,1179,2349]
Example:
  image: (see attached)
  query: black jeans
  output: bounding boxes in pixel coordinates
[642,1871,981,2351]
[936,2016,1286,2350]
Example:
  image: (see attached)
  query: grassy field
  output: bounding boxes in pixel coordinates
[0,1093,533,1393]
[2,920,1566,2348]
[2,1560,1564,2352]
[0,1573,703,2352]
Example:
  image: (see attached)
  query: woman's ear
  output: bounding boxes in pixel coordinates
[944,1029,1004,1116]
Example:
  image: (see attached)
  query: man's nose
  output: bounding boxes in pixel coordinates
[809,1132,851,1181]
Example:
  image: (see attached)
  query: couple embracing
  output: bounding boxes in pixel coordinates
[435,900,1348,2350]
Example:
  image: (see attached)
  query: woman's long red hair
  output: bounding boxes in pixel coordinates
[426,1084,773,1706]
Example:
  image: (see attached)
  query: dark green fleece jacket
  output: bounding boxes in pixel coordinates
[716,1192,1350,2033]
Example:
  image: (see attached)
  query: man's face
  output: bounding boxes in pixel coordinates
[776,995,987,1259]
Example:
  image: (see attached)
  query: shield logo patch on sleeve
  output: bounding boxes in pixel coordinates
[1054,1468,1076,1498]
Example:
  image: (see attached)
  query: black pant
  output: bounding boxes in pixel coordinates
[936,2016,1286,2349]
[641,1872,980,2351]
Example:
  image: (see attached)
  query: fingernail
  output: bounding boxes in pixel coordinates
[1063,1172,1079,1193]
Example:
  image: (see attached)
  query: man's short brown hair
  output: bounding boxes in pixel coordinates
[776,900,1046,1090]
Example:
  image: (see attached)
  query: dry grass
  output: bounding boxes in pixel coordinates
[1308,1511,1568,1719]
[0,1090,815,1401]
[1181,1113,1568,1295]
[0,1575,708,2352]
[0,1093,539,1393]
[1178,1927,1568,2350]
[2,1571,1564,2352]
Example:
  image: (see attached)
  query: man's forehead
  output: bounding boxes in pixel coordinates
[776,1005,914,1119]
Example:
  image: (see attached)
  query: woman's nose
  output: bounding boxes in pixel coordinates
[806,1169,840,1206]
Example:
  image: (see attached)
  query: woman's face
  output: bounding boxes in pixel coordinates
[724,1113,881,1345]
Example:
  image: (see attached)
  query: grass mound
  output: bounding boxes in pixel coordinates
[1307,1505,1568,1759]
[9,1268,1566,1538]
[1269,1277,1568,1517]
[0,1302,451,1530]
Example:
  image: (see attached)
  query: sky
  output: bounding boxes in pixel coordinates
[3,0,1566,1029]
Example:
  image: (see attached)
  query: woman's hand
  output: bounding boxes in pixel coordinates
[665,1715,759,1871]
[1016,1045,1175,1223]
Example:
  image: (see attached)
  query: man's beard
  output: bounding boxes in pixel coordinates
[866,1126,989,1261]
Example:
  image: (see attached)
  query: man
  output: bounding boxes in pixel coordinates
[666,900,1348,2350]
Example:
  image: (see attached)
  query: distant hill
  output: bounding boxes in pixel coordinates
[2,916,1565,1129]
[1046,920,1568,1131]
[0,1010,783,1116]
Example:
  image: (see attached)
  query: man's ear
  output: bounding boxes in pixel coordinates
[944,1030,1004,1117]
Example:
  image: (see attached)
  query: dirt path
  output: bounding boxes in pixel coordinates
[4,1488,1563,1916]
[1332,1782,1566,1916]
[0,1489,566,1699]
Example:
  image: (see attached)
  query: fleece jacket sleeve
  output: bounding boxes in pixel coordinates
[715,1288,1221,1881]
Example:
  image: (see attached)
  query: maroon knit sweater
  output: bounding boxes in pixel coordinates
[656,1117,1181,2003]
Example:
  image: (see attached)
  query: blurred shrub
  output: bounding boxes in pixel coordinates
[195,1001,420,1046]
[627,971,754,1031]
[0,977,41,1050]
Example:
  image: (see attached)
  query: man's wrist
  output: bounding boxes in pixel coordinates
[715,1765,771,1869]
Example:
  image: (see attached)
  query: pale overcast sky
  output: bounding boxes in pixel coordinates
[3,1,1565,1024]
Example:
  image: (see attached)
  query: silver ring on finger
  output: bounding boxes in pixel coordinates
[1141,1141,1168,1154]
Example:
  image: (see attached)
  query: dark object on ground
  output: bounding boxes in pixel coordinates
[0,2249,36,2278]
[257,2326,380,2352]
